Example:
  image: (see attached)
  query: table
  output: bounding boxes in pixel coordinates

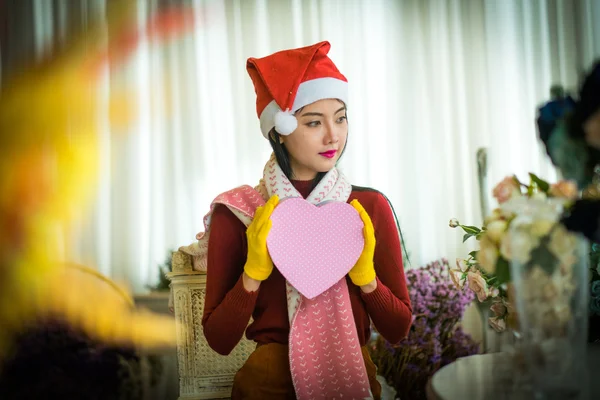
[428,344,600,400]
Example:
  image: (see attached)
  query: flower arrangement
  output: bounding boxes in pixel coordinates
[369,259,478,400]
[449,173,579,332]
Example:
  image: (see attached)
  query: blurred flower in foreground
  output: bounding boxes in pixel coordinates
[0,3,195,364]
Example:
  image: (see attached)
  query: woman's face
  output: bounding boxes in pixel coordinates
[281,99,347,180]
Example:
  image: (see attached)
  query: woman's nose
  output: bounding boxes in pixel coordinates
[324,122,339,143]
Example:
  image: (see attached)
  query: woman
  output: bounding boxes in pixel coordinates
[200,41,412,399]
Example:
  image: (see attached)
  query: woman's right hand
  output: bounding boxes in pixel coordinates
[243,195,279,282]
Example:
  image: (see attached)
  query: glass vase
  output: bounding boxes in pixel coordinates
[509,222,589,400]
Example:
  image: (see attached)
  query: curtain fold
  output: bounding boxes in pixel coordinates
[1,0,598,292]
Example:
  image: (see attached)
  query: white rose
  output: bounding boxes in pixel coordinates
[500,230,538,264]
[548,225,577,259]
[531,191,547,201]
[486,220,507,243]
[477,235,498,275]
[554,305,572,325]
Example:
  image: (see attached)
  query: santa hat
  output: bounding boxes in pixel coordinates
[246,41,348,139]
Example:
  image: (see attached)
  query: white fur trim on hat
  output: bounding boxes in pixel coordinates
[259,77,348,139]
[274,110,298,135]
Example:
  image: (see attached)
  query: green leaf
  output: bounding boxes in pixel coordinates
[494,257,511,285]
[463,233,476,243]
[512,175,522,187]
[529,172,550,192]
[461,225,481,235]
[468,251,478,258]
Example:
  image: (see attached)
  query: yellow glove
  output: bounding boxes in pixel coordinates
[349,199,377,286]
[244,195,279,281]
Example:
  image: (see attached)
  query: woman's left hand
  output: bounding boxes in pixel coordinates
[348,199,377,287]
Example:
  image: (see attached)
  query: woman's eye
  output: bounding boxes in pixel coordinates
[307,121,321,127]
[337,115,347,123]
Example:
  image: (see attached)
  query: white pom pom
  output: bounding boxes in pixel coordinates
[274,110,297,135]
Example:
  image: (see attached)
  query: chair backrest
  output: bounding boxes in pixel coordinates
[168,250,256,399]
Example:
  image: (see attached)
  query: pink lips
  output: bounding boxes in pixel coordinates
[319,150,337,159]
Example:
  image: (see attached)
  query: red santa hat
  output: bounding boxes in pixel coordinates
[246,41,348,139]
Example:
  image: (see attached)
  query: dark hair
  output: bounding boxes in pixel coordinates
[352,185,411,267]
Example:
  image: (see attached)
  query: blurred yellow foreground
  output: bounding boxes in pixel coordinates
[0,2,194,364]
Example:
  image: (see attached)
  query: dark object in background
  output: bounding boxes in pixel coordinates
[0,318,156,400]
[561,198,600,243]
[537,61,600,243]
[589,315,600,343]
[572,60,600,132]
[536,61,600,189]
[536,85,575,153]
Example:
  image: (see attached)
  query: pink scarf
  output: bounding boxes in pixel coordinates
[182,154,373,399]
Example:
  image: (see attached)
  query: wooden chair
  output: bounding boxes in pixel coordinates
[168,251,255,399]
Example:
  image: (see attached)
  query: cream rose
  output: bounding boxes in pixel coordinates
[488,316,506,333]
[531,191,547,201]
[489,286,500,298]
[492,176,521,204]
[554,305,572,325]
[548,225,577,260]
[477,235,499,275]
[549,180,578,200]
[449,269,464,289]
[531,219,555,237]
[467,271,488,302]
[486,220,507,243]
[484,208,504,225]
[500,230,538,265]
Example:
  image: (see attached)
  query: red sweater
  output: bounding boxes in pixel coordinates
[202,180,412,355]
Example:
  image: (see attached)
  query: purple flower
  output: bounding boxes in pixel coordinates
[370,259,479,400]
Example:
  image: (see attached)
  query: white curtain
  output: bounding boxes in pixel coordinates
[10,0,598,292]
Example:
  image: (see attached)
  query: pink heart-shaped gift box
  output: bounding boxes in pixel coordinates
[266,197,365,299]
